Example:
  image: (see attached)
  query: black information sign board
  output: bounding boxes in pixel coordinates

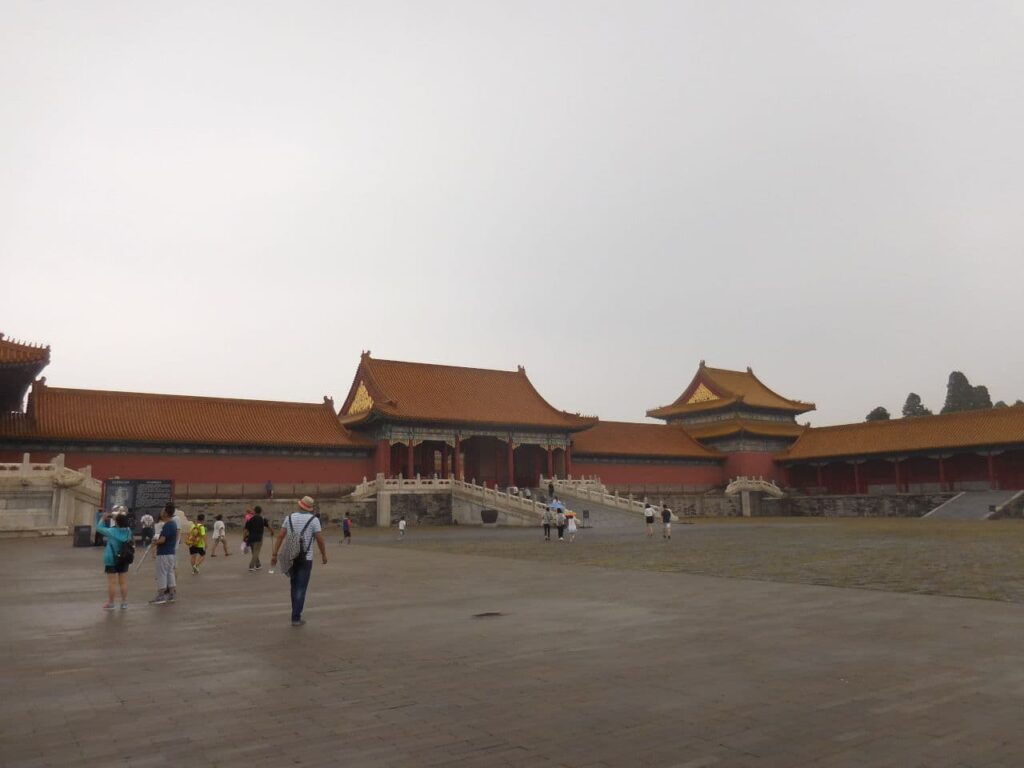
[102,479,174,533]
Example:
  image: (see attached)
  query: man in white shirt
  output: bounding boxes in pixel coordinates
[270,496,327,627]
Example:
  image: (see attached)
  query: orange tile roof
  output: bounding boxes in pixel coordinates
[0,333,50,366]
[339,354,595,431]
[572,421,723,460]
[648,362,814,419]
[683,418,807,441]
[0,381,371,449]
[781,406,1024,461]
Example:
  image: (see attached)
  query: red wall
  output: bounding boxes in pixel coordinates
[0,449,375,486]
[722,452,780,482]
[572,460,723,486]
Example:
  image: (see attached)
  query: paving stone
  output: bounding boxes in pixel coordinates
[3,534,1024,767]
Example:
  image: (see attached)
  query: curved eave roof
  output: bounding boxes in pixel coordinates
[0,334,50,367]
[684,418,807,441]
[572,421,723,461]
[648,363,814,419]
[1,382,372,450]
[339,355,596,432]
[780,407,1024,461]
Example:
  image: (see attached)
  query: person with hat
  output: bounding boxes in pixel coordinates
[270,496,327,626]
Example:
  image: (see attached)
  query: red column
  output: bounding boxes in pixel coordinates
[376,439,389,476]
[507,441,515,488]
[547,447,554,478]
[988,453,997,490]
[938,456,946,491]
[407,442,415,478]
[894,460,902,493]
[853,462,862,494]
[454,436,462,480]
[565,443,573,478]
[815,464,824,490]
[441,444,449,479]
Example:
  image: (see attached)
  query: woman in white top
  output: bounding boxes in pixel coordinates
[566,512,578,542]
[210,514,230,557]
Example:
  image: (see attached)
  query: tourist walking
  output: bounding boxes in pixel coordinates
[270,496,327,627]
[644,503,655,538]
[566,511,578,542]
[556,508,566,541]
[265,480,274,499]
[210,514,230,557]
[661,504,672,540]
[341,514,353,544]
[398,516,407,539]
[243,506,272,571]
[96,506,132,610]
[150,503,178,605]
[542,506,553,541]
[186,513,207,574]
[548,481,555,499]
[139,511,155,547]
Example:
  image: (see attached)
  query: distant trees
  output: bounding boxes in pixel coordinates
[864,373,1021,423]
[941,372,994,414]
[901,393,932,417]
[865,406,891,422]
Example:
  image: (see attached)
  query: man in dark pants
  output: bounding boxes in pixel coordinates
[270,496,327,626]
[243,506,273,571]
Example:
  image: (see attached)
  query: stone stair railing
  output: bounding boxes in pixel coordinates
[539,475,607,494]
[544,476,652,517]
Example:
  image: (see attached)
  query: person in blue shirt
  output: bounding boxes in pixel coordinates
[96,506,133,611]
[150,503,179,605]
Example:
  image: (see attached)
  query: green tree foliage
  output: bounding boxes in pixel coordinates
[995,400,1008,408]
[1016,400,1024,407]
[942,372,994,413]
[901,392,932,417]
[866,406,891,421]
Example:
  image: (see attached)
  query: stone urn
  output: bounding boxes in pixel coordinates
[480,508,498,526]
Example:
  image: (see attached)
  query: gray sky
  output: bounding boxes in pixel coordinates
[3,1,1023,426]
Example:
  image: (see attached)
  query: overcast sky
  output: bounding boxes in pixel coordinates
[2,1,1022,426]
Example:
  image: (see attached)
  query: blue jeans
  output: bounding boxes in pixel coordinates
[289,559,313,621]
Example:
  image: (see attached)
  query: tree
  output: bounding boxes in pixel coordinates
[942,371,993,413]
[942,372,973,413]
[902,392,932,417]
[972,385,993,409]
[1016,400,1024,407]
[866,406,891,421]
[995,400,1008,409]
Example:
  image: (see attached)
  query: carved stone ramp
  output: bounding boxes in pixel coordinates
[923,490,1021,520]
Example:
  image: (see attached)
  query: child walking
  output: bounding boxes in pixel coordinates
[210,514,230,556]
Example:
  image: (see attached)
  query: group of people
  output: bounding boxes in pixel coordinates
[94,497,353,626]
[644,502,674,539]
[541,498,578,541]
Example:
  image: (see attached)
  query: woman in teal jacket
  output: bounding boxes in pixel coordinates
[96,507,133,610]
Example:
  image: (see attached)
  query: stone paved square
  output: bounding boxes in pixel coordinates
[3,524,1024,767]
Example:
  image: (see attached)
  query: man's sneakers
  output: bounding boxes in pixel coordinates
[148,593,175,605]
[102,602,116,611]
[191,564,200,575]
[248,567,256,572]
[120,602,129,610]
[291,619,306,627]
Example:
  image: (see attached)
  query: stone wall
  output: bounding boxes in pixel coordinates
[0,454,102,537]
[761,493,956,518]
[626,493,742,518]
[388,492,452,526]
[992,491,1024,519]
[179,497,377,530]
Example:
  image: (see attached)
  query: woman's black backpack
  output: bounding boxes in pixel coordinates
[115,537,136,567]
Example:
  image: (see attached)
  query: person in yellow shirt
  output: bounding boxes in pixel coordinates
[187,513,207,574]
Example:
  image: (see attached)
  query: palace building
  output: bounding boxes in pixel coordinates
[1,330,1022,495]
